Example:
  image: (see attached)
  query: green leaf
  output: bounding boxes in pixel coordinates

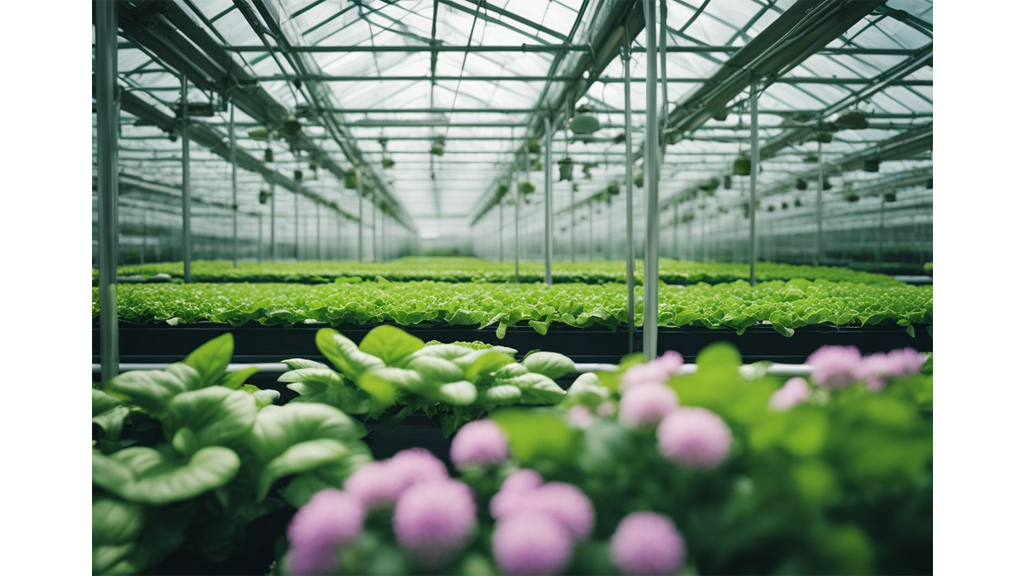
[164,387,257,454]
[358,325,424,365]
[496,321,508,339]
[93,446,240,506]
[183,333,234,388]
[522,351,575,379]
[247,403,366,462]
[482,384,523,406]
[316,328,385,379]
[437,380,478,406]
[491,409,576,464]
[218,366,259,390]
[496,372,566,405]
[93,390,130,442]
[105,369,193,417]
[405,355,466,383]
[772,323,796,337]
[465,351,516,382]
[282,358,333,370]
[256,438,351,501]
[241,384,281,409]
[92,496,146,575]
[528,320,550,335]
[279,367,346,386]
[696,342,742,374]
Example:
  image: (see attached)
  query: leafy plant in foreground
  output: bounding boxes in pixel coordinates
[280,326,571,435]
[92,334,371,575]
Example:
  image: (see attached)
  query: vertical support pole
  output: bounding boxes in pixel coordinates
[544,116,554,285]
[294,191,300,260]
[316,202,322,260]
[499,201,504,262]
[877,195,886,264]
[258,213,264,262]
[815,140,825,266]
[748,77,759,286]
[642,0,660,359]
[358,181,364,262]
[515,155,522,282]
[140,211,147,265]
[371,190,377,261]
[230,98,239,268]
[672,202,679,258]
[270,180,277,261]
[180,73,192,283]
[336,213,342,261]
[96,0,119,382]
[623,41,637,353]
[588,201,594,261]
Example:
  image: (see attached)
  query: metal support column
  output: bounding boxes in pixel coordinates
[358,181,364,262]
[673,202,679,258]
[544,116,554,285]
[96,0,119,382]
[294,191,300,260]
[623,41,637,354]
[258,213,263,262]
[748,77,760,286]
[270,180,277,261]
[642,0,660,359]
[316,202,322,260]
[230,98,239,268]
[588,201,594,261]
[180,73,192,283]
[877,196,886,264]
[499,201,504,262]
[515,153,524,283]
[815,140,825,266]
[336,213,342,261]
[140,211,147,265]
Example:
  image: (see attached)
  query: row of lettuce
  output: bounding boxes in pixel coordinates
[95,279,933,337]
[101,257,903,287]
[93,327,932,575]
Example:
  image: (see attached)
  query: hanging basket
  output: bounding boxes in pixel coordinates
[633,172,643,188]
[344,169,359,190]
[796,178,808,191]
[570,105,600,135]
[804,154,819,163]
[767,204,775,212]
[723,175,732,190]
[781,202,789,210]
[733,155,751,176]
[527,140,541,155]
[519,181,536,195]
[264,148,274,163]
[814,132,833,144]
[607,181,620,195]
[497,183,510,199]
[845,193,860,203]
[382,158,395,169]
[863,158,880,173]
[248,126,269,139]
[531,159,542,171]
[558,158,574,181]
[294,170,303,182]
[835,111,869,130]
[794,198,803,207]
[884,192,897,203]
[430,142,445,157]
[823,178,833,191]
[259,189,272,205]
[712,108,729,121]
[613,132,627,144]
[698,177,720,193]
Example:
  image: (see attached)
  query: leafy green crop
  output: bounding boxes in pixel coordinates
[101,256,901,286]
[92,334,372,574]
[94,279,933,337]
[282,326,570,435]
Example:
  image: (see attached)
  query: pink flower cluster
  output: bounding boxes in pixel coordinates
[450,420,510,471]
[769,377,812,411]
[621,351,684,392]
[610,512,687,575]
[490,470,595,575]
[807,346,925,391]
[287,448,477,574]
[657,407,733,470]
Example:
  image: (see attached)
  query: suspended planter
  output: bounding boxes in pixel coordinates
[294,170,303,182]
[724,175,732,190]
[613,132,626,144]
[781,202,789,210]
[344,169,359,190]
[259,189,272,205]
[698,177,720,193]
[804,154,819,163]
[884,192,897,203]
[796,178,808,191]
[248,126,269,139]
[766,204,775,212]
[264,147,274,163]
[558,157,574,181]
[527,140,541,154]
[531,159,542,171]
[497,183,510,199]
[430,137,445,157]
[864,158,880,173]
[382,158,395,169]
[845,193,860,203]
[823,177,833,191]
[835,111,869,130]
[814,132,833,144]
[519,180,536,195]
[279,116,302,138]
[794,197,803,207]
[634,172,643,188]
[569,104,600,135]
[733,154,751,176]
[712,108,729,122]
[572,182,580,193]
[607,180,621,195]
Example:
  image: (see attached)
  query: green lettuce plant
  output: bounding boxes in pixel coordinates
[92,334,371,574]
[280,326,571,435]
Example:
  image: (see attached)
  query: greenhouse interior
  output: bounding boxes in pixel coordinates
[89,0,935,574]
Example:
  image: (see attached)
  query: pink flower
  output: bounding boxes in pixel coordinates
[502,469,544,493]
[493,512,574,575]
[490,470,545,519]
[806,346,862,389]
[885,348,925,376]
[393,480,476,567]
[568,405,594,428]
[389,448,450,491]
[610,512,686,576]
[531,482,594,542]
[345,449,448,511]
[856,352,895,391]
[619,382,679,427]
[657,407,732,470]
[769,377,812,411]
[450,420,509,470]
[621,351,684,391]
[287,490,364,575]
[595,400,616,418]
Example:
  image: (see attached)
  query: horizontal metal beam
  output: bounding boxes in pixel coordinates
[250,74,930,86]
[220,44,921,56]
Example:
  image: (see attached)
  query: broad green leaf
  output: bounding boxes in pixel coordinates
[407,344,474,362]
[93,446,240,506]
[105,369,191,417]
[241,384,281,410]
[482,384,522,406]
[405,355,466,383]
[279,367,346,386]
[92,496,146,574]
[491,409,576,464]
[218,366,259,390]
[282,358,333,370]
[247,403,366,462]
[523,351,575,379]
[93,389,130,442]
[316,328,385,379]
[437,380,478,405]
[256,438,351,501]
[183,333,234,387]
[358,325,424,365]
[465,351,516,382]
[695,342,742,374]
[164,387,257,454]
[497,372,566,405]
[528,320,550,335]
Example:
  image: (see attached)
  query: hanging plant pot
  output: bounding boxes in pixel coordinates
[712,108,729,121]
[835,110,869,130]
[781,202,789,210]
[884,192,897,203]
[864,158,880,173]
[794,198,803,207]
[607,181,620,195]
[733,155,751,176]
[796,178,808,191]
[531,159,542,171]
[264,148,274,163]
[558,158,574,181]
[259,189,272,205]
[634,172,643,188]
[279,116,302,138]
[823,177,833,191]
[814,132,833,144]
[845,193,860,203]
[344,169,359,190]
[723,175,732,190]
[570,105,600,135]
[527,140,541,154]
[497,183,510,199]
[248,126,269,139]
[430,143,444,157]
[613,132,626,144]
[804,154,819,163]
[572,182,580,193]
[294,170,303,182]
[698,177,720,193]
[767,204,775,212]
[382,158,395,169]
[519,181,536,195]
